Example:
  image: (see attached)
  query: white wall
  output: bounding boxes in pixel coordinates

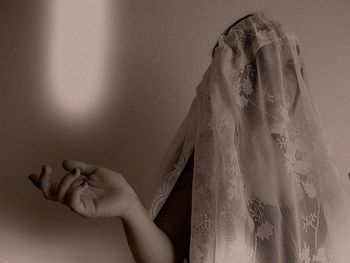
[1,0,349,262]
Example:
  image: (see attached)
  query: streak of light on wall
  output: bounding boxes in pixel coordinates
[47,0,110,124]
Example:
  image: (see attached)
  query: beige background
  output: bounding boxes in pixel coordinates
[1,0,349,262]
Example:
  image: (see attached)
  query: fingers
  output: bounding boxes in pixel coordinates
[29,166,53,198]
[67,181,89,216]
[29,165,82,203]
[70,176,87,189]
[55,168,81,203]
[62,160,97,176]
[29,165,91,217]
[28,165,51,189]
[40,165,57,200]
[28,165,57,201]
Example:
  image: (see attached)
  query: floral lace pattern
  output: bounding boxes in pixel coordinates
[146,11,350,263]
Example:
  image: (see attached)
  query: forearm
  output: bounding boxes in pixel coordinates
[121,197,176,263]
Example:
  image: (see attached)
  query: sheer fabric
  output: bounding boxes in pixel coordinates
[146,11,350,263]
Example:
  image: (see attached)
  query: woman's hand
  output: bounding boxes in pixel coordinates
[28,160,139,219]
[29,161,179,263]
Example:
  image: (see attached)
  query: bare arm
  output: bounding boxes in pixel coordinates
[121,196,177,263]
[122,150,194,263]
[28,160,177,263]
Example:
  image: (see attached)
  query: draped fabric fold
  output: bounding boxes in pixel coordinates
[146,11,350,263]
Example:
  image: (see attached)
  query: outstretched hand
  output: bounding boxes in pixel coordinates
[28,160,139,219]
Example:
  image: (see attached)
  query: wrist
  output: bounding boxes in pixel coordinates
[120,193,146,222]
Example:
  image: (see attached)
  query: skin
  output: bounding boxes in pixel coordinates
[27,40,302,262]
[28,157,194,263]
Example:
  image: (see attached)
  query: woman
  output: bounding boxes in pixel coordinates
[28,11,350,263]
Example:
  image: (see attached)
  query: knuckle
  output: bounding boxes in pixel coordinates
[71,180,83,189]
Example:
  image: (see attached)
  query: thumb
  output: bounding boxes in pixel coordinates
[62,160,97,175]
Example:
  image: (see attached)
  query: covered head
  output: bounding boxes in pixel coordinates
[147,11,350,263]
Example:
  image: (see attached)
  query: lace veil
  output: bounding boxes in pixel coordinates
[146,11,350,263]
